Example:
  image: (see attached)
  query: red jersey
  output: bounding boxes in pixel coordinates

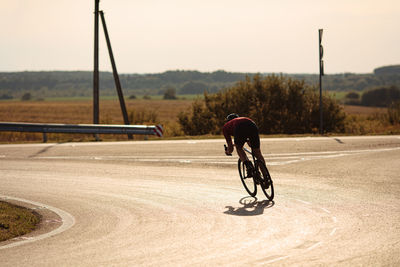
[222,117,254,141]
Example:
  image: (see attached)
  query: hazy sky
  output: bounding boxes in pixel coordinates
[1,0,399,74]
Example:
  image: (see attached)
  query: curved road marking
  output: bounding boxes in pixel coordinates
[26,146,400,167]
[1,135,399,148]
[263,255,291,264]
[0,195,75,250]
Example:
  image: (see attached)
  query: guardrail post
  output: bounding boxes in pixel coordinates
[43,132,47,143]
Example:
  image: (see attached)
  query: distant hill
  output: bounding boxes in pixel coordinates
[1,66,399,99]
[374,65,400,75]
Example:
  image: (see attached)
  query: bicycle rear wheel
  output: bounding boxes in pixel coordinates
[238,159,257,197]
[256,161,274,201]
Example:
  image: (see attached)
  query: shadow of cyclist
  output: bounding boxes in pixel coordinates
[224,197,274,216]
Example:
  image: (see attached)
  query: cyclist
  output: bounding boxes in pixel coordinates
[223,113,266,175]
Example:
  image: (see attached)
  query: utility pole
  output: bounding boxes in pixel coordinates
[100,11,132,139]
[93,0,100,125]
[92,1,132,139]
[318,29,324,135]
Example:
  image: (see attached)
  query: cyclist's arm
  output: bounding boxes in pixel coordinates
[223,129,234,155]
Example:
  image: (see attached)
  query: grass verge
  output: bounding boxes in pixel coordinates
[0,201,41,242]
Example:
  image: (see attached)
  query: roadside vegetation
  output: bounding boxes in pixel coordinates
[178,75,400,136]
[0,72,399,143]
[0,201,41,242]
[179,74,345,135]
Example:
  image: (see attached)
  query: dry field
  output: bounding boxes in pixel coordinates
[0,99,193,142]
[0,99,192,124]
[342,104,400,135]
[342,104,386,115]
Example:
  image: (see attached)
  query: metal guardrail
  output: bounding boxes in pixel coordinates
[0,122,163,142]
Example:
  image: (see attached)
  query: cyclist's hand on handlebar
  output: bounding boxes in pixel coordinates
[224,144,233,156]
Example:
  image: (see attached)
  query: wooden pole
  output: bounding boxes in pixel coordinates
[99,11,133,139]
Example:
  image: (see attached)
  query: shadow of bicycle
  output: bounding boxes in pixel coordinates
[224,196,275,216]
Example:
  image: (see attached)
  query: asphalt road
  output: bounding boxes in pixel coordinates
[1,136,399,266]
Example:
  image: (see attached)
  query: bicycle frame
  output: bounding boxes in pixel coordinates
[243,146,257,163]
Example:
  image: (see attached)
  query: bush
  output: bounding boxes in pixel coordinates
[361,86,400,107]
[388,100,400,125]
[21,92,32,101]
[178,100,215,135]
[345,92,360,99]
[163,87,177,100]
[180,81,208,94]
[129,109,158,124]
[178,74,346,135]
[345,91,361,105]
[0,94,13,100]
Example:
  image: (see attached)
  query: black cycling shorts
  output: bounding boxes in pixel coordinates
[233,120,260,149]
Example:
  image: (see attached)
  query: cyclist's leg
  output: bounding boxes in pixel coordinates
[252,148,266,165]
[234,127,253,176]
[235,144,249,163]
[247,124,267,171]
[234,124,250,163]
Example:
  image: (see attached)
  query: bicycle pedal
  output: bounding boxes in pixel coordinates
[263,180,271,189]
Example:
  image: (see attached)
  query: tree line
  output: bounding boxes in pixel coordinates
[343,86,400,107]
[0,65,399,100]
[0,70,249,99]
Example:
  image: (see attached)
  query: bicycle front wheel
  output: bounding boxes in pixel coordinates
[257,161,274,201]
[238,159,257,197]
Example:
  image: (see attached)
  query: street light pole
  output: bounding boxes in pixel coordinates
[93,0,100,125]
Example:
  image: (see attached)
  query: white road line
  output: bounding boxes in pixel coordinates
[330,228,337,236]
[1,135,399,148]
[294,199,311,205]
[0,195,75,250]
[306,241,323,251]
[321,207,331,214]
[263,255,291,264]
[29,146,400,166]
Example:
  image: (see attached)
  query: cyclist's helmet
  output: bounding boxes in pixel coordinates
[226,113,239,122]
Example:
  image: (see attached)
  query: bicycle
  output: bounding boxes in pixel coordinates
[225,144,274,200]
